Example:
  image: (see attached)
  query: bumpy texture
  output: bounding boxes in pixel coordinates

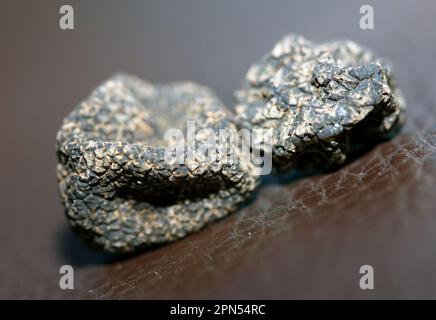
[235,34,406,170]
[56,74,259,253]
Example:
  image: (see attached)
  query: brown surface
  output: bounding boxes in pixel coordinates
[0,0,435,299]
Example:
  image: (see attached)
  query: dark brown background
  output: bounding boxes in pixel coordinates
[0,0,435,299]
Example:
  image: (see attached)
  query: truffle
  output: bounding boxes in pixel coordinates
[56,74,259,252]
[235,34,406,170]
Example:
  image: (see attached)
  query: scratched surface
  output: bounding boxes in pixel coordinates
[0,0,435,299]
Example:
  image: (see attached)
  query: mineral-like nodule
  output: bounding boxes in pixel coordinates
[235,34,406,170]
[56,74,259,253]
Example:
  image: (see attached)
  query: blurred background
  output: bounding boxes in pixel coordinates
[0,0,435,299]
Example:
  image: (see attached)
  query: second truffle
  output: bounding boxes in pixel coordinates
[235,34,406,171]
